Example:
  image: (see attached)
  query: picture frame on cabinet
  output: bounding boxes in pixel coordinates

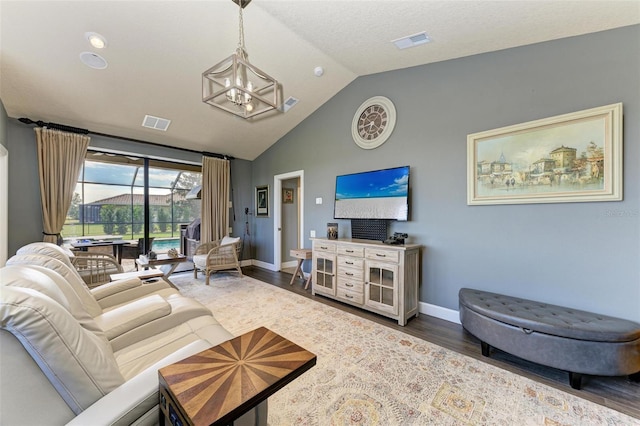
[467,103,623,205]
[256,185,269,217]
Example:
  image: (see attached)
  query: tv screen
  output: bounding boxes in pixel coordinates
[334,166,409,220]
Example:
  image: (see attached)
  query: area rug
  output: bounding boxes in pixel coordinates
[170,273,639,426]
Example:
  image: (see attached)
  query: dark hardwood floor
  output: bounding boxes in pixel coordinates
[241,265,640,420]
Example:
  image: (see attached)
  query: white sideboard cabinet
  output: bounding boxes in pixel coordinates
[311,238,421,326]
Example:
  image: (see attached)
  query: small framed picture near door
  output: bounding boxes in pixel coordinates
[256,185,269,217]
[282,188,294,204]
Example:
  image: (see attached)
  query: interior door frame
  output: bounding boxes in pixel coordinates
[273,170,304,271]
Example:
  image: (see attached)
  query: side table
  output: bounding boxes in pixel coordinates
[158,327,316,426]
[289,248,312,289]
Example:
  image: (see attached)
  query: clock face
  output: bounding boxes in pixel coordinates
[351,96,396,149]
[357,105,388,140]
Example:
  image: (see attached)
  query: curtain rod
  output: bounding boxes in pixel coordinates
[17,117,235,160]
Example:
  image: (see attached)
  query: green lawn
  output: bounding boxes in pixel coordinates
[62,222,183,240]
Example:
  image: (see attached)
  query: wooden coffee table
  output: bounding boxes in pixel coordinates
[158,327,316,426]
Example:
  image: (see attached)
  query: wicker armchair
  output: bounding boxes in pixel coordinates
[71,252,124,288]
[193,237,242,285]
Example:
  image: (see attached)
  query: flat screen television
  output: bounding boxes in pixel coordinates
[334,166,409,221]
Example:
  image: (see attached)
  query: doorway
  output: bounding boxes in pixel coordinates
[273,170,304,271]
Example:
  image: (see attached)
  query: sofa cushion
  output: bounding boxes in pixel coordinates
[0,265,105,338]
[7,254,104,317]
[17,242,77,269]
[0,286,124,414]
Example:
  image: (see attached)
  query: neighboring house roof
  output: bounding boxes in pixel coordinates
[86,193,187,206]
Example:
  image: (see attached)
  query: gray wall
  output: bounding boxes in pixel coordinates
[251,25,640,321]
[4,119,250,257]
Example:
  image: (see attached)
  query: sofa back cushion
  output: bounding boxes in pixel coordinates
[6,254,103,317]
[0,265,105,339]
[0,286,124,414]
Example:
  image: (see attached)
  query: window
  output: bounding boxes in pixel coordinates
[63,151,201,253]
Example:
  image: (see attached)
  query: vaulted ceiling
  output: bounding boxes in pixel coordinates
[1,1,638,160]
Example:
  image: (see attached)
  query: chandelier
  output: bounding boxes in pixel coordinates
[202,0,280,119]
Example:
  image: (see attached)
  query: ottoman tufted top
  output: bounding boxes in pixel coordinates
[459,288,640,343]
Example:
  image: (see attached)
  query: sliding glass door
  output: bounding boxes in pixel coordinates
[63,151,201,254]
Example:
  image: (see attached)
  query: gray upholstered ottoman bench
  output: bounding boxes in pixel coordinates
[459,288,640,389]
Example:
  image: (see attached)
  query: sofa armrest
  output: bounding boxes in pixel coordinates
[94,295,171,340]
[90,278,142,300]
[66,340,213,426]
[95,281,175,310]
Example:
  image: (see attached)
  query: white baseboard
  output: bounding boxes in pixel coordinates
[281,260,298,269]
[246,259,459,324]
[419,301,460,324]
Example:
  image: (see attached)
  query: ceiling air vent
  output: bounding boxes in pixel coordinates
[281,97,299,113]
[392,31,432,50]
[142,115,171,131]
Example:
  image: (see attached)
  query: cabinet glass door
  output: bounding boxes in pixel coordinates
[365,261,398,314]
[314,254,335,294]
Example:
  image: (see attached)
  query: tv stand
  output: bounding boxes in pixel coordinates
[311,237,421,326]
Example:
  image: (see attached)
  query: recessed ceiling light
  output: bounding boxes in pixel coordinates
[85,32,107,49]
[391,31,432,50]
[79,51,108,69]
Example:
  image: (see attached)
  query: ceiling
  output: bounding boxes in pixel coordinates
[1,1,638,161]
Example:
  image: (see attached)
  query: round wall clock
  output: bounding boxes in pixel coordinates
[351,96,397,149]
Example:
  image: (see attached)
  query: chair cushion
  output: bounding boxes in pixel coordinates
[0,286,124,414]
[221,236,240,246]
[193,254,207,269]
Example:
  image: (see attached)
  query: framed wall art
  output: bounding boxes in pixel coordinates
[283,188,294,204]
[467,103,622,205]
[255,185,269,217]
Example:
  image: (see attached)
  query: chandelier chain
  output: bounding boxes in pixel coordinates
[238,0,245,51]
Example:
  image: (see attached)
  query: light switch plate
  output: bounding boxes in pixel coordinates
[310,230,316,238]
[315,197,323,204]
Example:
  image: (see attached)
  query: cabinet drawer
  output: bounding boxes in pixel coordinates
[337,245,364,257]
[337,277,363,293]
[337,266,364,281]
[365,247,399,263]
[313,241,336,253]
[337,256,364,269]
[336,288,364,305]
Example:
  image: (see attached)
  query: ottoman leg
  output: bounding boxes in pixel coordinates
[569,372,582,390]
[480,341,491,357]
[629,372,640,383]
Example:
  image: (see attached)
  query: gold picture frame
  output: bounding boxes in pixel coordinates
[467,103,623,205]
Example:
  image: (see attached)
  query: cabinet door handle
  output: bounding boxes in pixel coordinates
[376,253,386,257]
[345,272,353,276]
[320,246,328,250]
[346,283,353,287]
[345,261,354,265]
[346,250,354,253]
[345,294,353,299]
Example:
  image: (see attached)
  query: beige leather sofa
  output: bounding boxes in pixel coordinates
[0,243,267,425]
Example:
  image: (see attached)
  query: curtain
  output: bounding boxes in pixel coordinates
[35,128,89,244]
[200,156,230,243]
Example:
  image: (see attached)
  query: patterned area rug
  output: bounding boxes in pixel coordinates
[170,273,639,426]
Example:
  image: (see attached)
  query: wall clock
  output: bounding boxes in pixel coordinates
[351,96,397,149]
